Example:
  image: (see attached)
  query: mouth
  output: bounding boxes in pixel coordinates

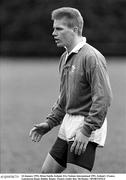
[54,38,61,44]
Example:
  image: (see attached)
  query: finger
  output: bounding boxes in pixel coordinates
[31,132,36,142]
[35,133,40,142]
[78,143,84,156]
[34,133,40,142]
[70,140,77,153]
[74,141,81,155]
[31,131,38,142]
[82,141,88,153]
[29,129,33,137]
[29,127,36,137]
[36,134,42,142]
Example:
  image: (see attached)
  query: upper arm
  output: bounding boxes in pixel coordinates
[85,54,112,106]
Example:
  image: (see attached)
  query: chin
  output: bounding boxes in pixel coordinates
[56,43,64,47]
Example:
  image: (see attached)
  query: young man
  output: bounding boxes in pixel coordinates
[29,7,112,173]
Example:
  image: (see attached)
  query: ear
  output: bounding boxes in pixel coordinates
[73,26,79,34]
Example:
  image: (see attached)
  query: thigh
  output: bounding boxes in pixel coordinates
[41,137,68,173]
[49,137,68,168]
[65,163,90,174]
[67,141,98,172]
[41,153,65,173]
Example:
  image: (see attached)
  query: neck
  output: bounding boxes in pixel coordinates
[66,36,83,54]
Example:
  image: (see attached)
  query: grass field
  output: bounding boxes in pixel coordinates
[0,57,126,173]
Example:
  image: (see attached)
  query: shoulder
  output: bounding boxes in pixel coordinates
[79,43,107,70]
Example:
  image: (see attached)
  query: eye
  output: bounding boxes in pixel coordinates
[55,27,64,31]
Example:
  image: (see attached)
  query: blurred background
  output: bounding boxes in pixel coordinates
[1,0,126,56]
[0,0,126,174]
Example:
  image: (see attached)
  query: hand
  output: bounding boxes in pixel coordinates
[70,130,89,155]
[29,122,50,142]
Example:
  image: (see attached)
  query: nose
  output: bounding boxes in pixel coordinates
[52,29,57,36]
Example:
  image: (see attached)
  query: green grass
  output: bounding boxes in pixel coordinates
[0,58,126,173]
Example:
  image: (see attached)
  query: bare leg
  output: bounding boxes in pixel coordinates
[65,163,90,174]
[41,153,66,173]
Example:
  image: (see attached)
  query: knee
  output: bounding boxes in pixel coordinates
[41,166,50,173]
[66,163,90,174]
[41,167,46,173]
[66,164,77,173]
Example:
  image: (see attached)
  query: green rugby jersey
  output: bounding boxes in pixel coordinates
[46,42,113,137]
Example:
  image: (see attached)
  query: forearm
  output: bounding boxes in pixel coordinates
[46,105,65,130]
[45,95,66,130]
[81,102,108,137]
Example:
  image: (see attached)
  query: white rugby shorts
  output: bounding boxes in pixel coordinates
[58,113,107,147]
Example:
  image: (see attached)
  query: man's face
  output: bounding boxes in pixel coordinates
[52,18,75,49]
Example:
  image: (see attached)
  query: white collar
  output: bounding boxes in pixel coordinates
[66,37,86,56]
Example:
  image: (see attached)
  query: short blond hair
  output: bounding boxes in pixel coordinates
[51,7,84,36]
